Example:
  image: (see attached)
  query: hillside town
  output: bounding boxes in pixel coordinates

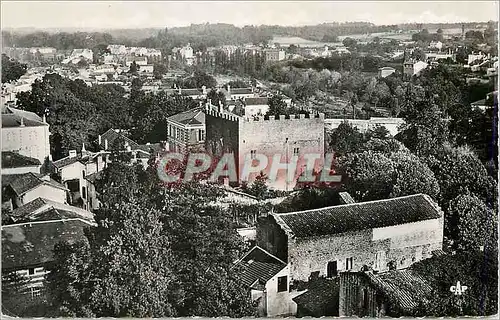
[1,2,499,318]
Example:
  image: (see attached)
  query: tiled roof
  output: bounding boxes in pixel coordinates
[167,107,205,126]
[273,194,442,238]
[1,106,47,128]
[2,219,93,270]
[1,152,41,168]
[10,197,94,222]
[3,173,68,196]
[52,156,83,169]
[244,97,269,106]
[235,246,286,289]
[100,128,141,150]
[364,269,433,313]
[292,278,339,315]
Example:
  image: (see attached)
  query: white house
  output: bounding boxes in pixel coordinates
[378,67,396,78]
[235,246,299,317]
[428,41,443,51]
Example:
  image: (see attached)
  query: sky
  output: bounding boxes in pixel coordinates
[1,1,498,30]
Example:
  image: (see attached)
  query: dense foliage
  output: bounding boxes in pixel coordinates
[2,53,27,83]
[46,159,255,317]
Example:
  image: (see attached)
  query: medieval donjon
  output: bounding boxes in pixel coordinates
[204,103,325,190]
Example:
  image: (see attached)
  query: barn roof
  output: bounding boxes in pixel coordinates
[272,194,442,238]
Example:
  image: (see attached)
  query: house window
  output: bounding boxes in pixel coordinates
[277,276,288,292]
[28,268,35,275]
[250,150,257,159]
[198,129,205,142]
[346,257,353,270]
[375,251,386,271]
[31,287,42,298]
[327,261,338,278]
[293,147,300,155]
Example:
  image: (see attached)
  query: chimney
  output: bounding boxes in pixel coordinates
[178,87,182,94]
[227,84,231,95]
[42,114,47,123]
[40,174,51,182]
[104,139,108,150]
[69,150,77,158]
[82,143,86,152]
[98,134,102,146]
[202,85,207,95]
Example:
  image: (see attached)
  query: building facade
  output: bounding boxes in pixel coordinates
[204,105,325,190]
[256,194,444,282]
[166,107,206,153]
[2,106,51,164]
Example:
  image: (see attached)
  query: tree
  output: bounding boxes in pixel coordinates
[153,63,168,79]
[47,164,255,317]
[1,54,27,83]
[447,194,497,252]
[328,121,365,156]
[338,150,395,201]
[397,100,449,157]
[247,171,269,200]
[411,251,498,317]
[342,37,357,48]
[129,61,139,74]
[266,94,288,117]
[389,151,440,200]
[425,145,497,209]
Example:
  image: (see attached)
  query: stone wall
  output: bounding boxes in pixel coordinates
[256,216,288,262]
[287,217,443,282]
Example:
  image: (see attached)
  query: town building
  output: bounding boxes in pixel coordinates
[180,43,194,65]
[324,117,405,136]
[403,60,428,79]
[428,41,443,51]
[338,268,434,317]
[2,172,68,210]
[256,194,444,282]
[2,106,51,164]
[2,218,94,303]
[234,246,298,317]
[4,197,94,225]
[222,85,255,100]
[204,103,325,190]
[378,67,396,78]
[166,107,206,153]
[2,152,42,175]
[125,55,148,67]
[264,49,286,62]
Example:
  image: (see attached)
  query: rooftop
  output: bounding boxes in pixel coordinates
[364,269,433,313]
[167,107,205,126]
[272,194,442,239]
[1,106,47,128]
[2,219,94,270]
[9,197,94,223]
[235,246,287,290]
[1,152,41,168]
[3,172,68,196]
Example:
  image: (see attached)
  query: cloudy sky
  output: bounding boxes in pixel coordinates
[2,1,498,30]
